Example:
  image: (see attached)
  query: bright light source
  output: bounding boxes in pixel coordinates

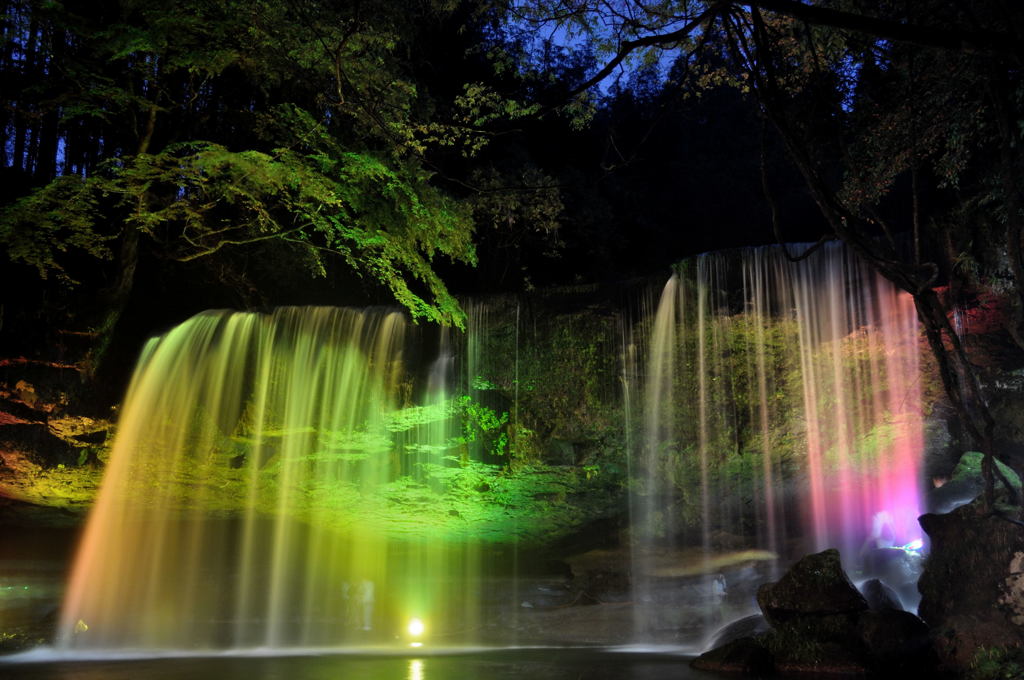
[902,538,924,552]
[407,617,425,637]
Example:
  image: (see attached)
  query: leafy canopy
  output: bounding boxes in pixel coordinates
[1,0,490,327]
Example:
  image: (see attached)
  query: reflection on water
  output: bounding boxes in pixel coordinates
[1,649,717,680]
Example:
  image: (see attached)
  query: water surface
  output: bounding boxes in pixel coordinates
[2,648,719,680]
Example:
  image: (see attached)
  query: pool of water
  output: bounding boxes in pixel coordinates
[1,647,720,680]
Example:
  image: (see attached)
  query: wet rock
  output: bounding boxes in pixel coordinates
[691,636,773,675]
[698,548,938,677]
[919,500,1024,673]
[706,613,770,650]
[859,578,902,611]
[756,549,867,626]
[926,451,1022,513]
[860,547,923,603]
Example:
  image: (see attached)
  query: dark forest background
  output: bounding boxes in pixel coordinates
[1,0,1021,473]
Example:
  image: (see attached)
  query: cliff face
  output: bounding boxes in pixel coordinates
[0,353,111,527]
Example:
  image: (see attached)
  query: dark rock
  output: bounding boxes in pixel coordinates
[0,396,44,422]
[856,609,930,665]
[565,549,631,602]
[0,422,79,466]
[930,615,1019,675]
[0,359,84,407]
[918,500,1024,673]
[771,640,869,676]
[761,621,871,674]
[698,549,939,676]
[859,579,903,611]
[770,612,861,647]
[926,477,980,514]
[691,636,774,675]
[707,613,770,650]
[756,549,868,626]
[72,429,108,445]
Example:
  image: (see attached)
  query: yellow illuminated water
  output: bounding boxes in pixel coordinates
[57,307,481,649]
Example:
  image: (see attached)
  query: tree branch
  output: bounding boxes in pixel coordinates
[174,227,306,262]
[742,0,1022,59]
[565,5,724,99]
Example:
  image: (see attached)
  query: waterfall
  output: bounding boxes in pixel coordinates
[52,243,925,652]
[57,307,480,650]
[629,243,924,641]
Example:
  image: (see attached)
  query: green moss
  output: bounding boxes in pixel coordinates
[954,452,1022,490]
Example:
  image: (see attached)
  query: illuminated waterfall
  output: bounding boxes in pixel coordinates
[52,246,925,652]
[57,307,480,650]
[631,244,924,639]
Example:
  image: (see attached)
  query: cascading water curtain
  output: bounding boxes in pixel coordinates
[631,243,923,639]
[58,307,482,650]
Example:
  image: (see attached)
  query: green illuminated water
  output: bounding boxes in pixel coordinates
[57,307,485,649]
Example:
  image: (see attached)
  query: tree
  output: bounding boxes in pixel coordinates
[0,0,483,351]
[504,0,1024,513]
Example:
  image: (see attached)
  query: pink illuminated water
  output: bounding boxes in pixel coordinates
[630,244,924,640]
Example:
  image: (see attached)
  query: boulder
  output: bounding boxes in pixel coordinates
[856,609,930,666]
[768,639,868,676]
[918,500,1024,673]
[756,549,867,626]
[696,548,938,676]
[691,636,774,675]
[706,613,770,650]
[859,578,903,612]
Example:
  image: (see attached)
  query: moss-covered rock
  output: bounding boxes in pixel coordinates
[756,549,868,626]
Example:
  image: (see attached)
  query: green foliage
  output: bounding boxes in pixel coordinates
[469,164,564,243]
[456,395,510,457]
[0,176,113,284]
[968,646,1024,680]
[2,0,504,328]
[952,452,1022,490]
[1,136,476,326]
[384,401,459,432]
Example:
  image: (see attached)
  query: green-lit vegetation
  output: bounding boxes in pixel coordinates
[152,407,620,546]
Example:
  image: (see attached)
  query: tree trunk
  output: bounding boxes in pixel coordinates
[753,66,1013,512]
[84,103,158,377]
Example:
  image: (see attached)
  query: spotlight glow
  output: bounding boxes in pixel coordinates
[407,617,425,637]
